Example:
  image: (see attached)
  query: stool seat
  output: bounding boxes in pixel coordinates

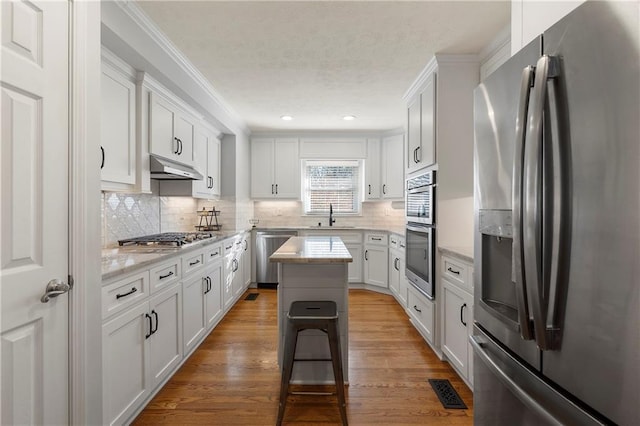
[277,300,347,426]
[288,300,338,320]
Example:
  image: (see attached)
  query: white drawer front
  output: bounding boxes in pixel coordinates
[408,287,434,343]
[204,243,222,263]
[366,233,388,246]
[442,256,469,290]
[183,251,205,276]
[102,271,149,319]
[150,259,181,293]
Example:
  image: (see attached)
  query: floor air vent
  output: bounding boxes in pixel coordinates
[428,379,467,409]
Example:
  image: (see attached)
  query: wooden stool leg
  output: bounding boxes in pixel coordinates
[277,322,299,426]
[327,320,348,426]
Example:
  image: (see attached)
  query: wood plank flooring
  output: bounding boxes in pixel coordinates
[133,289,473,425]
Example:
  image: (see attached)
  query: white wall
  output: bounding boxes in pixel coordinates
[437,196,474,248]
[511,0,586,54]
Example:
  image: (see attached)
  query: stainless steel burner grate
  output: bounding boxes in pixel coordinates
[118,232,215,247]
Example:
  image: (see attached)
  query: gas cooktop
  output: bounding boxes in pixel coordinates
[118,232,216,247]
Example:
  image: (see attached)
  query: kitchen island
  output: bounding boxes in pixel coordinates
[270,236,352,384]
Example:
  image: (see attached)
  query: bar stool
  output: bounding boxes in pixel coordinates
[276,300,347,426]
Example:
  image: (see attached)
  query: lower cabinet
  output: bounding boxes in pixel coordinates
[182,260,223,356]
[388,234,407,307]
[407,284,435,344]
[345,243,363,283]
[102,282,182,426]
[364,233,388,288]
[441,278,474,386]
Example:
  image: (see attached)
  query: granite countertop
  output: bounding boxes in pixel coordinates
[253,226,406,237]
[269,236,353,264]
[102,229,247,281]
[438,246,474,264]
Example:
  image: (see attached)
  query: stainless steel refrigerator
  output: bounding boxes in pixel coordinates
[472,1,639,424]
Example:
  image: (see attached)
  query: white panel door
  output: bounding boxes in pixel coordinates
[273,138,299,198]
[1,1,70,424]
[209,137,221,197]
[365,138,381,200]
[204,261,223,329]
[250,138,275,198]
[149,92,177,160]
[148,284,182,389]
[364,246,388,288]
[182,273,206,355]
[382,134,404,199]
[192,126,210,197]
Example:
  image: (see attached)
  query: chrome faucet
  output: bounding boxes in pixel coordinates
[329,203,336,227]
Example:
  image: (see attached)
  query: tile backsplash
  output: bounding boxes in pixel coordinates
[253,200,405,231]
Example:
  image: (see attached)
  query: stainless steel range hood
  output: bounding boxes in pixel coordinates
[149,155,203,180]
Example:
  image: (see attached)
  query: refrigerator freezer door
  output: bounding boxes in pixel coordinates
[540,2,640,425]
[472,326,603,426]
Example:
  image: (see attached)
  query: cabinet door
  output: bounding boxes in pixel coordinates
[232,255,243,297]
[398,257,408,308]
[205,261,223,330]
[365,138,381,200]
[209,137,221,197]
[223,253,235,311]
[242,234,251,288]
[382,134,404,199]
[364,246,388,288]
[182,274,206,355]
[102,302,149,426]
[148,284,182,389]
[251,138,275,198]
[175,113,195,166]
[442,279,472,378]
[149,93,177,160]
[100,64,136,186]
[388,250,400,296]
[192,126,210,198]
[273,138,299,198]
[407,96,421,173]
[345,244,363,283]
[420,73,436,168]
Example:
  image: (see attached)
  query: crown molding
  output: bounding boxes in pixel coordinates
[403,53,479,101]
[113,0,249,135]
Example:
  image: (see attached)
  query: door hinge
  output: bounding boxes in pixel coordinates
[68,274,75,290]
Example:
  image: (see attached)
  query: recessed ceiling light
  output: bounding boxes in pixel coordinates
[281,115,293,121]
[343,115,356,121]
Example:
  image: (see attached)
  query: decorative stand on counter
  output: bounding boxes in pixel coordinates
[195,207,222,232]
[270,236,353,384]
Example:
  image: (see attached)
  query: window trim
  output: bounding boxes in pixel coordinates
[302,159,363,216]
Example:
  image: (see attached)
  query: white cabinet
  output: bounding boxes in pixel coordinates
[102,283,182,426]
[407,73,436,174]
[149,92,196,166]
[388,234,407,307]
[365,136,404,201]
[204,261,223,330]
[242,232,251,289]
[365,138,381,200]
[345,244,363,283]
[251,138,299,199]
[100,51,136,191]
[407,284,435,344]
[440,253,474,388]
[364,233,388,288]
[190,124,221,199]
[381,134,405,199]
[222,237,241,311]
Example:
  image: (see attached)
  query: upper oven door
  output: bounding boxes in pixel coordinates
[406,185,435,225]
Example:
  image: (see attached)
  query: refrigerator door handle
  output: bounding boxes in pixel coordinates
[523,55,560,350]
[470,334,559,425]
[512,65,535,341]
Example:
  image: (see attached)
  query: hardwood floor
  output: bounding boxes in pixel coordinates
[133,289,473,425]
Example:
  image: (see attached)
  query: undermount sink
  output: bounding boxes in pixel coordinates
[306,225,356,229]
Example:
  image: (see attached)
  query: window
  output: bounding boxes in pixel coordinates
[303,160,362,215]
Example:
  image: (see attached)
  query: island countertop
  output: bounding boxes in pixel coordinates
[269,236,353,264]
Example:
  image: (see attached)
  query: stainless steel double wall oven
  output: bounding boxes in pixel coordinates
[405,171,436,299]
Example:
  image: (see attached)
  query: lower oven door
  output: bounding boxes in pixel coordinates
[405,223,435,299]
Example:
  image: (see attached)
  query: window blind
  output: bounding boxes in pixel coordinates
[303,160,361,214]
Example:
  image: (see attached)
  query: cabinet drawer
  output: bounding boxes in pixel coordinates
[150,259,181,293]
[183,251,205,276]
[102,271,149,319]
[365,233,388,246]
[223,237,240,257]
[389,234,405,251]
[442,256,470,290]
[407,286,434,344]
[204,243,223,263]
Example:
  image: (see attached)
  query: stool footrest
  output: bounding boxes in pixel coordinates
[293,358,333,362]
[290,391,335,396]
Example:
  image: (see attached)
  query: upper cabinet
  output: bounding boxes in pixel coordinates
[366,135,404,201]
[404,55,478,199]
[149,92,196,167]
[381,134,404,199]
[251,138,299,199]
[100,50,137,192]
[407,74,436,173]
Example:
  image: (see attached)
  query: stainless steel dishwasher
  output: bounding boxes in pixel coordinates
[256,230,297,286]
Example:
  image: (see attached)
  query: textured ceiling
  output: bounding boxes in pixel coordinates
[137,1,510,132]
